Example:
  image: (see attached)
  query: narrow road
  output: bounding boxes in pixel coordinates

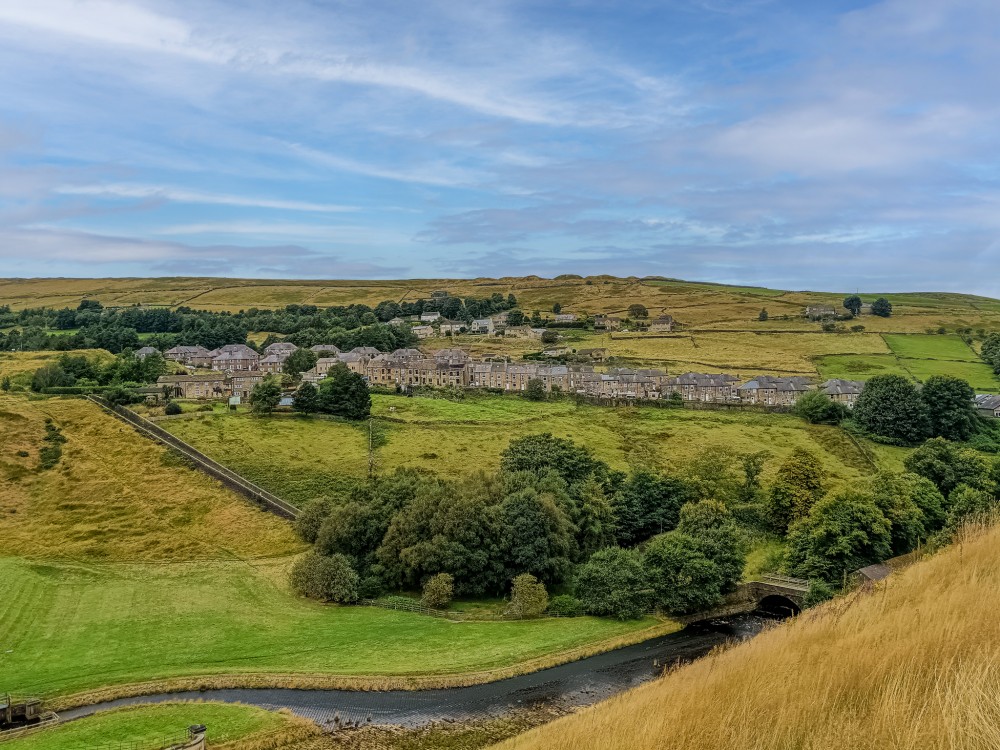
[60,614,769,729]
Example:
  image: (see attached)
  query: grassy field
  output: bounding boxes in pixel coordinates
[496,520,1000,750]
[0,395,302,561]
[159,393,884,506]
[4,703,294,750]
[816,333,1000,391]
[0,556,662,702]
[0,350,114,389]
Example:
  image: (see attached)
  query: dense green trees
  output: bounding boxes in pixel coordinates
[290,552,360,603]
[981,333,1000,374]
[853,375,931,444]
[524,378,546,401]
[871,297,893,317]
[282,348,318,380]
[903,438,988,496]
[627,304,649,319]
[317,364,371,419]
[574,547,650,620]
[292,382,320,414]
[794,390,847,424]
[921,376,977,441]
[506,574,549,619]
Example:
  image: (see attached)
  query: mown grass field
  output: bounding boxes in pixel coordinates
[0,556,660,701]
[0,395,303,561]
[496,520,1000,750]
[160,393,885,506]
[4,703,291,750]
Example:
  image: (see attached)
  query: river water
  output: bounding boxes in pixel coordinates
[60,614,770,729]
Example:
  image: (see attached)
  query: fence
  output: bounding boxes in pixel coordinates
[87,396,301,520]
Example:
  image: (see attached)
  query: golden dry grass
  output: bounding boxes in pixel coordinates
[0,394,302,560]
[0,349,113,381]
[496,521,1000,750]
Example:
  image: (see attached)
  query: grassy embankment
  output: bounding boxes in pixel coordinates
[495,521,1000,750]
[159,392,901,506]
[3,703,315,750]
[0,395,665,706]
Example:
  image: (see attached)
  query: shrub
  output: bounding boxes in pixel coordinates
[803,579,835,608]
[420,573,455,609]
[506,573,549,619]
[289,552,360,603]
[294,500,331,544]
[547,594,584,617]
[575,547,650,619]
[164,401,182,415]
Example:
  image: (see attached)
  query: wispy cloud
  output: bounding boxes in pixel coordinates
[56,184,357,213]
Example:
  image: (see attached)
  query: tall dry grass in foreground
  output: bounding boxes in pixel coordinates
[498,523,1000,750]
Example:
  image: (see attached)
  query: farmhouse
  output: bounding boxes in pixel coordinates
[157,373,227,399]
[420,311,442,322]
[577,348,609,362]
[264,342,297,356]
[554,313,578,323]
[135,345,159,359]
[648,315,675,332]
[387,317,407,327]
[594,315,622,331]
[822,379,865,408]
[310,344,341,354]
[439,320,465,336]
[210,344,260,372]
[229,371,266,398]
[805,305,837,320]
[974,394,1000,418]
[413,325,435,339]
[259,353,289,373]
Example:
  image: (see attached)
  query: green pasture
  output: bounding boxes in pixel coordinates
[0,557,655,700]
[3,703,284,750]
[882,334,980,361]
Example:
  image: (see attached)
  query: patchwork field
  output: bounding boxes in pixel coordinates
[5,703,293,750]
[0,556,659,702]
[0,395,303,561]
[160,393,886,506]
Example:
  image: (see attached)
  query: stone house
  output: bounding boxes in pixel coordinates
[387,317,407,327]
[822,379,865,408]
[157,373,228,399]
[554,313,577,323]
[738,376,812,405]
[492,311,510,326]
[805,305,837,320]
[662,372,740,402]
[259,353,289,374]
[974,394,1000,418]
[210,344,260,372]
[163,345,210,366]
[648,315,675,333]
[230,371,266,398]
[413,325,435,339]
[264,342,298,356]
[471,318,495,335]
[420,311,442,323]
[438,320,465,336]
[577,348,609,362]
[311,344,341,355]
[594,315,622,331]
[135,346,159,360]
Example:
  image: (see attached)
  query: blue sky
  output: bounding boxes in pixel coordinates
[1,0,998,293]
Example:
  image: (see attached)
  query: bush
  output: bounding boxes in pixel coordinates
[575,547,649,619]
[289,552,360,603]
[164,401,182,415]
[105,385,142,406]
[420,573,455,609]
[506,573,549,619]
[793,391,847,425]
[547,594,584,617]
[803,579,835,607]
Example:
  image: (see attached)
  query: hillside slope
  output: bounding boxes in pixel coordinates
[496,523,1000,750]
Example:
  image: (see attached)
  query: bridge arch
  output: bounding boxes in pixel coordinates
[756,594,801,617]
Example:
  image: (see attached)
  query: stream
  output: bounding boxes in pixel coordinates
[59,613,772,729]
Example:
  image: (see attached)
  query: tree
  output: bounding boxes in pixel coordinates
[552,303,562,314]
[794,391,847,424]
[292,382,320,414]
[903,437,988,496]
[943,484,996,537]
[627,304,648,319]
[499,487,573,584]
[871,298,892,317]
[758,308,768,322]
[283,348,318,380]
[575,475,616,557]
[524,378,546,401]
[611,471,693,545]
[249,375,282,415]
[853,374,930,444]
[786,489,892,584]
[982,333,1000,374]
[421,573,454,609]
[541,329,559,345]
[769,448,826,526]
[289,552,360,603]
[317,364,371,419]
[164,401,182,415]
[737,451,770,504]
[867,472,927,555]
[506,573,549,619]
[506,310,527,327]
[644,531,724,615]
[501,433,602,488]
[921,376,977,441]
[1,375,10,392]
[575,547,649,619]
[843,295,863,316]
[676,500,747,593]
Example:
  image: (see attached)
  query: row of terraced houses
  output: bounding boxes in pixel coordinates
[155,341,865,407]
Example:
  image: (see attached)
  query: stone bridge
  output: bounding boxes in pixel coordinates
[677,574,809,623]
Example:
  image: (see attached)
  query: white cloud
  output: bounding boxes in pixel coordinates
[55,184,357,213]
